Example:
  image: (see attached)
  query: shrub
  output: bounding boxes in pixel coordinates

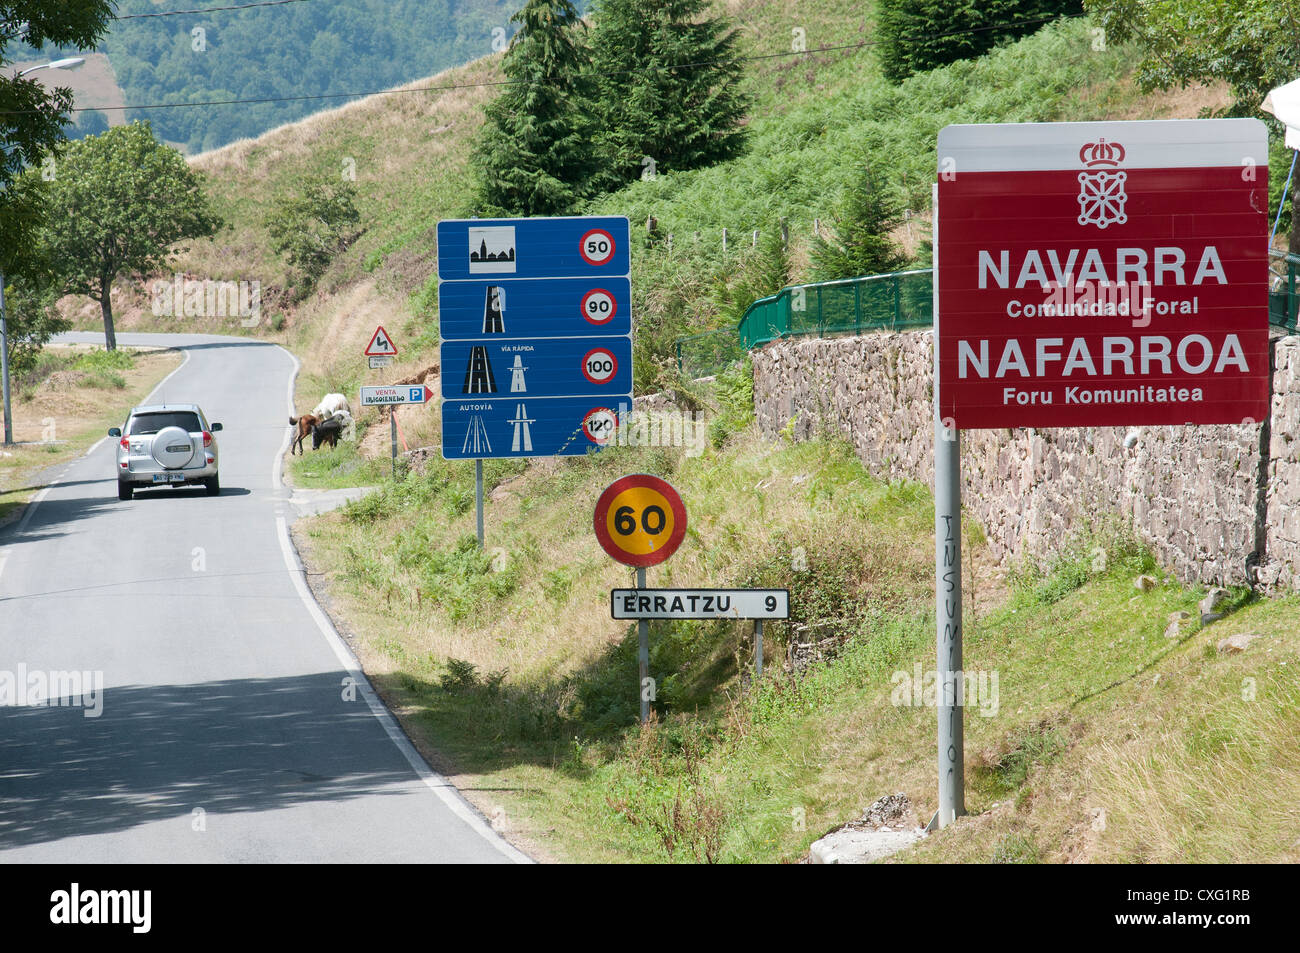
[265,181,363,295]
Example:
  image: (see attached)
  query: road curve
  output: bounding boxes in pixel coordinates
[0,333,526,863]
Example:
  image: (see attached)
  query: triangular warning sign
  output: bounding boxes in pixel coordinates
[365,325,398,357]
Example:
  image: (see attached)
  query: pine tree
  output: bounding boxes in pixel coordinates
[472,0,595,216]
[587,0,749,190]
[809,171,909,282]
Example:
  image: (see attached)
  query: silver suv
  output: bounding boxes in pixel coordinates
[109,404,223,500]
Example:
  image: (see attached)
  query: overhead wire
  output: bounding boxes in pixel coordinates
[0,7,1094,117]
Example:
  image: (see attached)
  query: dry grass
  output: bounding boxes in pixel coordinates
[0,346,184,526]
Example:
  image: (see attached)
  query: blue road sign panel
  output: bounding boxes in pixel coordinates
[437,277,632,340]
[442,396,632,460]
[438,215,633,460]
[440,336,632,399]
[436,216,631,281]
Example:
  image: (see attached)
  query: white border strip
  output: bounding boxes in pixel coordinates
[272,345,529,864]
[938,118,1269,173]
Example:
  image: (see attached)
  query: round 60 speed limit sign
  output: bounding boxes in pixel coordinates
[594,474,687,567]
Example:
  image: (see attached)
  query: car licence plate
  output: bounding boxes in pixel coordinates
[152,473,186,483]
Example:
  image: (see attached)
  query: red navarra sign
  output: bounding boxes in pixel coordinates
[936,119,1270,429]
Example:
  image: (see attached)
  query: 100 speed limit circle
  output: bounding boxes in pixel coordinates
[582,347,618,385]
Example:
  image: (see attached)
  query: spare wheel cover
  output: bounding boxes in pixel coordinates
[152,425,195,469]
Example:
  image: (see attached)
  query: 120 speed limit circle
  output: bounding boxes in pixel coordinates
[594,474,687,566]
[582,407,618,445]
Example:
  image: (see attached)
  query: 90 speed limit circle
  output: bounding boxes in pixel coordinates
[582,347,618,385]
[593,474,687,567]
[581,288,617,325]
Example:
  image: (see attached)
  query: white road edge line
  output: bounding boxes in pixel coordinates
[272,347,529,864]
[273,517,528,864]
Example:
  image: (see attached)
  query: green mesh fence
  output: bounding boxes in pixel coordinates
[1271,250,1300,335]
[737,269,933,349]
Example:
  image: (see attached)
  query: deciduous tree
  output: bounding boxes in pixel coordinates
[35,121,224,350]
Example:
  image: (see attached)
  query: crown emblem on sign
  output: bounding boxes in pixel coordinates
[1078,138,1126,168]
[1077,138,1127,229]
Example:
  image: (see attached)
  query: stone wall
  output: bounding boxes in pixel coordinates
[752,330,1300,590]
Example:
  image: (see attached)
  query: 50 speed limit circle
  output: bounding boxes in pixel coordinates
[594,474,687,566]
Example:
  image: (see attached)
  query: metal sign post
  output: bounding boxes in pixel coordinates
[636,567,649,724]
[754,620,764,678]
[930,184,961,826]
[475,459,485,548]
[932,183,965,831]
[0,271,12,446]
[933,419,965,829]
[389,406,397,479]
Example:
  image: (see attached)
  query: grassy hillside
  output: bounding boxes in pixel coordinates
[85,7,1222,413]
[295,424,1300,863]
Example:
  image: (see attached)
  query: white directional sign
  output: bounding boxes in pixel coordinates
[360,384,433,407]
[610,589,789,620]
[368,355,394,369]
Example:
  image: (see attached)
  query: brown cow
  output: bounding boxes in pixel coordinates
[288,414,319,455]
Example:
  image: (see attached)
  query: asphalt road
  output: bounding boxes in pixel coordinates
[0,333,526,863]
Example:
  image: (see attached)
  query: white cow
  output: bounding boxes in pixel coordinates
[312,393,350,418]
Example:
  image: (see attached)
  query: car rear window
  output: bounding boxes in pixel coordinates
[128,412,202,435]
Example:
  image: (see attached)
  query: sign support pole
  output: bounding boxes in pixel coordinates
[931,183,964,830]
[754,619,763,678]
[475,460,485,548]
[389,406,397,479]
[933,419,964,829]
[636,566,649,724]
[0,271,12,446]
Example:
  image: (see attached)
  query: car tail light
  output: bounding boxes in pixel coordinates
[202,431,212,447]
[119,438,130,451]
